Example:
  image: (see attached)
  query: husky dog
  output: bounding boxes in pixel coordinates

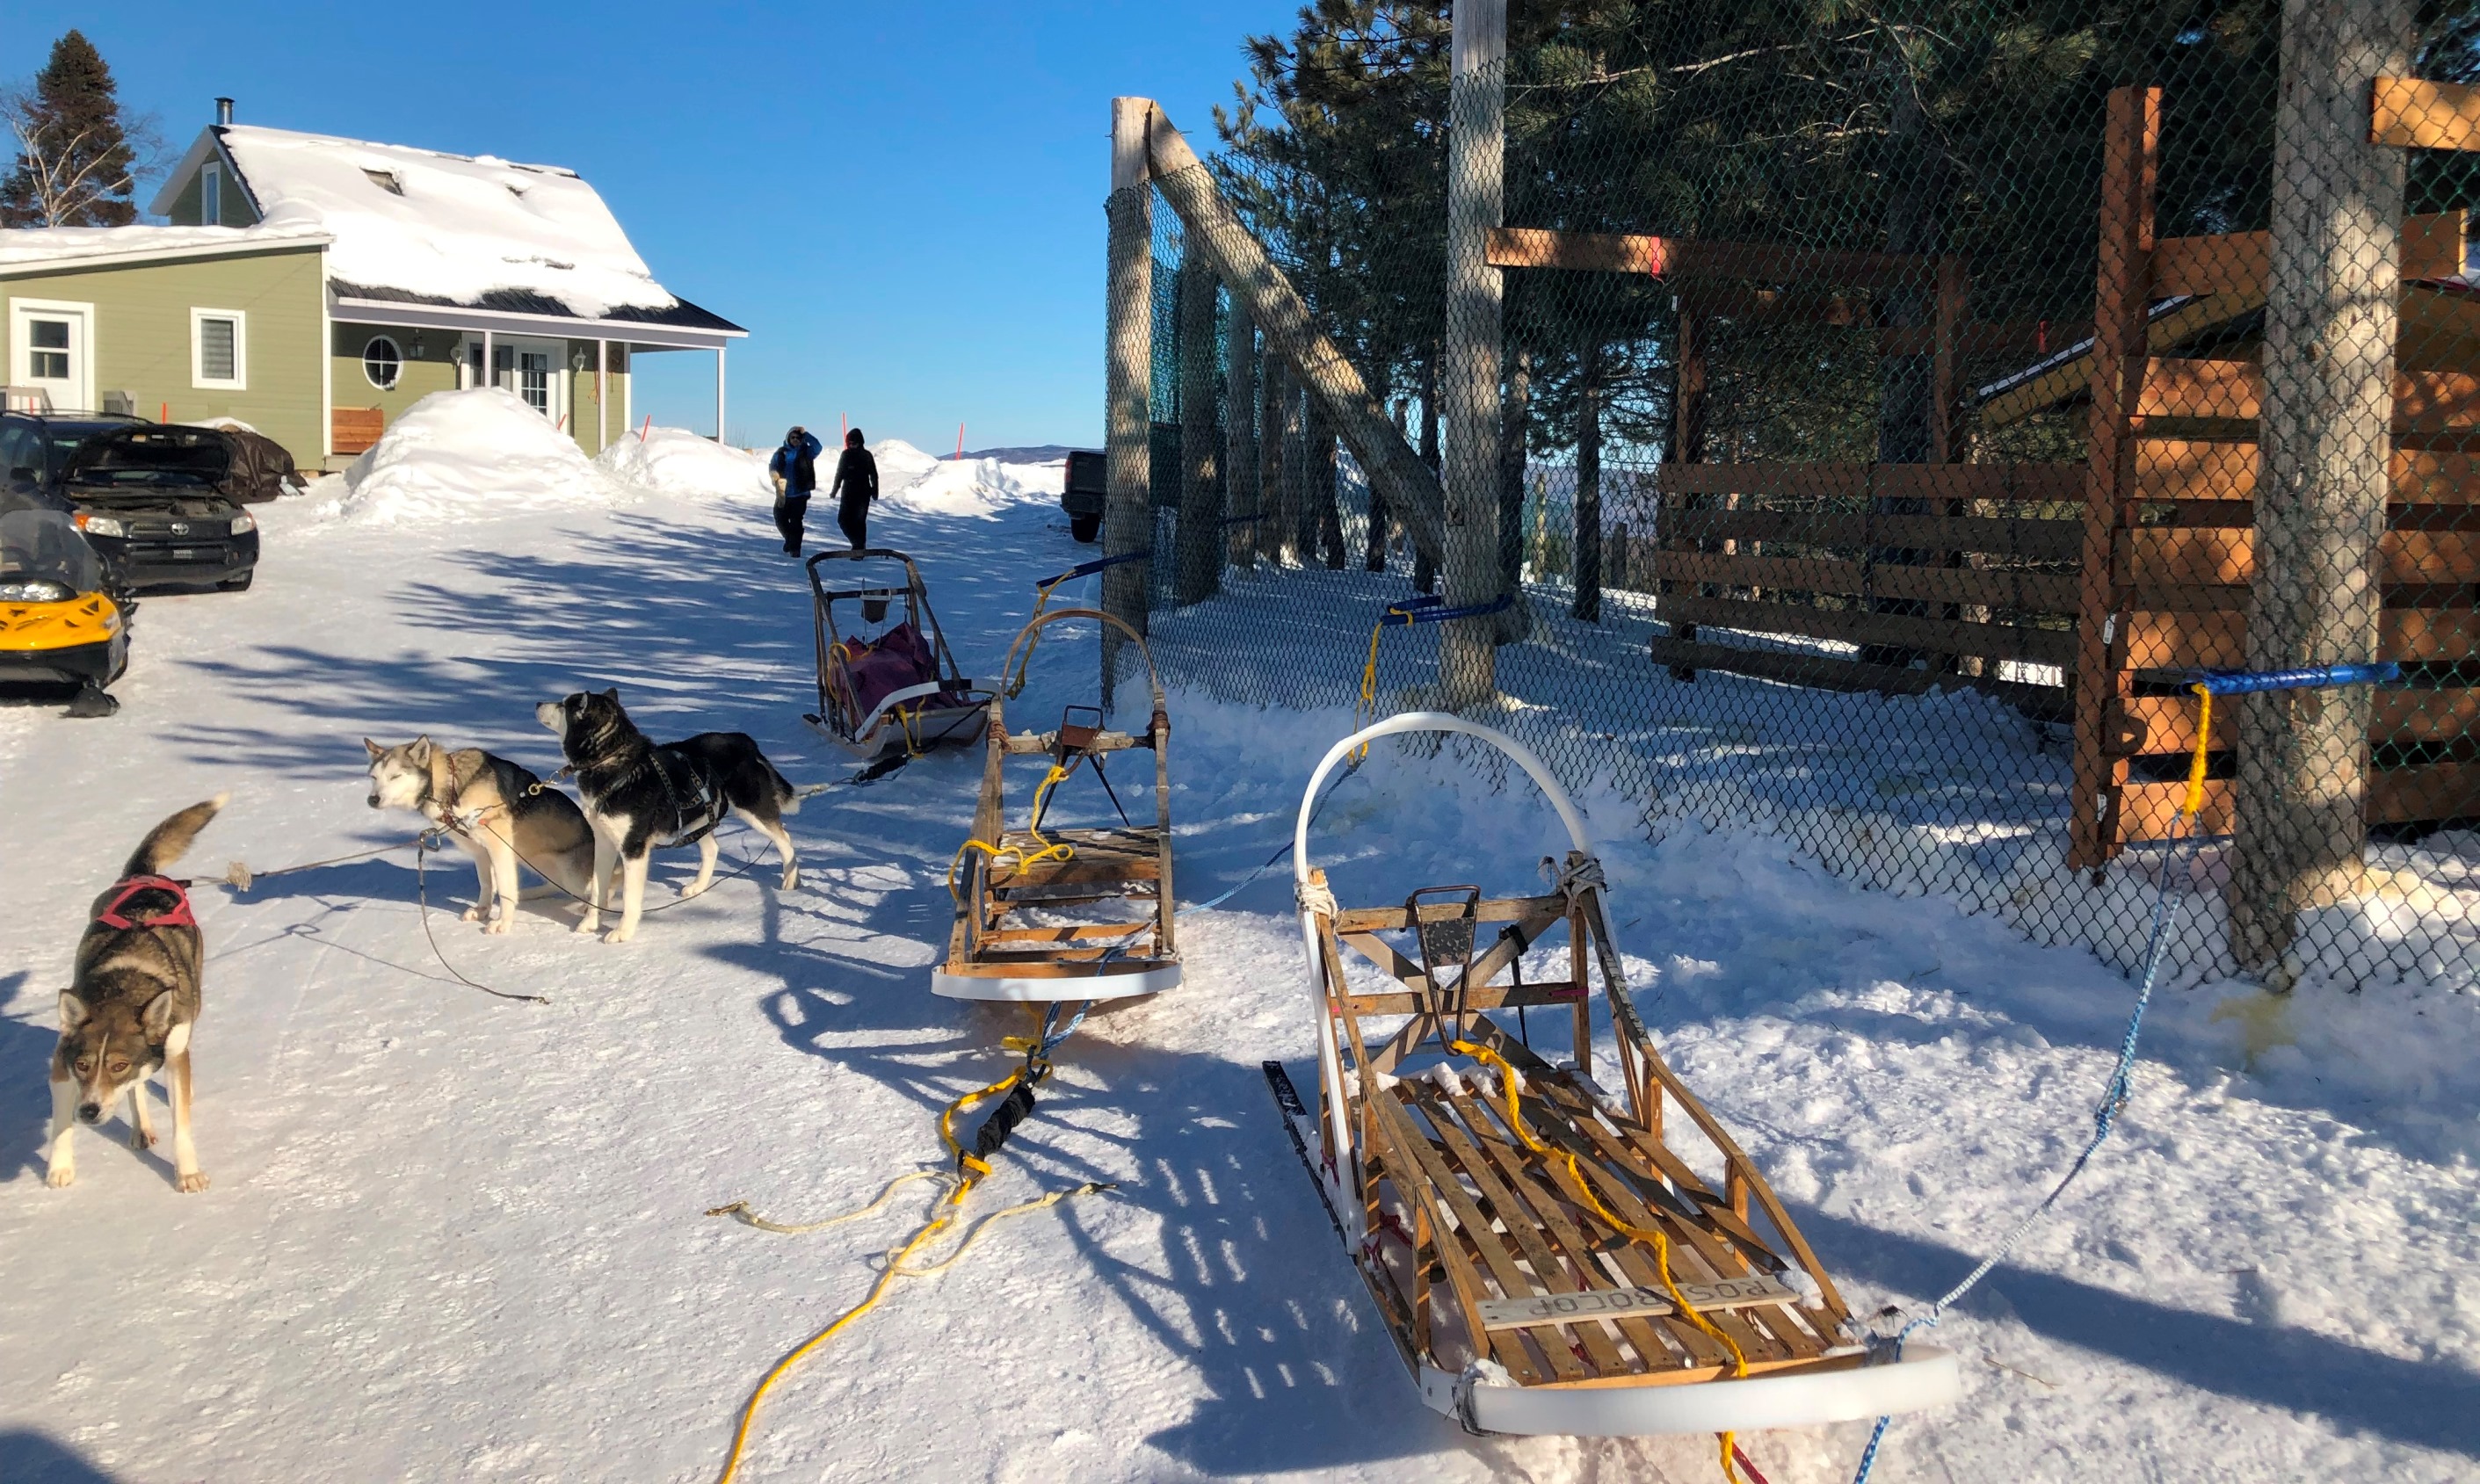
[364,735,598,933]
[534,689,800,943]
[48,795,226,1192]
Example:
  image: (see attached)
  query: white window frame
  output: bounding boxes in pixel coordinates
[500,336,566,422]
[8,296,96,413]
[362,334,404,391]
[201,162,222,225]
[191,307,247,390]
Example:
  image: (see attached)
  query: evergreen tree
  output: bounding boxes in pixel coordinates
[2,30,142,228]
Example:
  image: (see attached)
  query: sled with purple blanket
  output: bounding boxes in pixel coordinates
[802,548,992,762]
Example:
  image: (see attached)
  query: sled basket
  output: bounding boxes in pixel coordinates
[1278,713,1959,1437]
[936,607,1178,1003]
[803,548,991,762]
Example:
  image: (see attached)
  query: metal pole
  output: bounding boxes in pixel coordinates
[596,338,607,452]
[714,345,727,443]
[1104,97,1156,706]
[1440,0,1506,707]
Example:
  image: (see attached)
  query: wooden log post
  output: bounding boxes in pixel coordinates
[1439,0,1506,706]
[1306,394,1344,568]
[1103,98,1154,706]
[1497,344,1533,640]
[1175,257,1222,604]
[2232,0,2412,981]
[1224,295,1258,570]
[2069,87,2157,873]
[1139,103,1448,575]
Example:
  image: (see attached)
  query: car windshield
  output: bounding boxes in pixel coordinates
[0,509,103,593]
[60,427,228,488]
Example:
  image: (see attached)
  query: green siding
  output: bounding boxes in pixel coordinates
[162,160,261,228]
[331,323,459,429]
[566,338,627,454]
[3,245,323,464]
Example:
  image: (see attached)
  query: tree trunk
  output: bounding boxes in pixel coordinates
[1305,395,1343,568]
[1572,337,1603,623]
[1416,351,1442,595]
[1224,295,1257,569]
[1862,80,1947,669]
[1260,356,1290,564]
[1175,259,1222,604]
[1280,374,1309,564]
[1497,345,1532,641]
[1103,98,1154,704]
[1439,0,1505,704]
[2232,0,2411,983]
[1372,398,1405,571]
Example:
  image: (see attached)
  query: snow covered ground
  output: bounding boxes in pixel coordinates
[2,394,2475,1482]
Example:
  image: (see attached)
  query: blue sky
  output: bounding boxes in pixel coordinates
[6,2,1301,452]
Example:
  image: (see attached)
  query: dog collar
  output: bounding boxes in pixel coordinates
[96,874,199,931]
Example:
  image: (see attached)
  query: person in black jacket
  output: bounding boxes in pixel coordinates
[829,429,879,551]
[767,426,822,554]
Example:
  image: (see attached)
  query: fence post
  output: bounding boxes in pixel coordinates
[1260,356,1290,563]
[1439,0,1507,707]
[2232,0,2411,981]
[2068,86,2157,874]
[1177,259,1222,604]
[1574,337,1604,622]
[1104,97,1155,706]
[1497,344,1533,634]
[1225,295,1257,569]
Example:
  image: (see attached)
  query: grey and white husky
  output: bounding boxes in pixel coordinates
[364,735,598,932]
[535,689,800,943]
[49,795,226,1193]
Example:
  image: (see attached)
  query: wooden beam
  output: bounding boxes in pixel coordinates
[2149,214,2460,295]
[1661,509,2085,561]
[2133,358,2480,430]
[1659,594,2077,666]
[1654,461,2084,503]
[1485,226,1663,275]
[1645,634,2070,716]
[2115,688,2480,754]
[2119,605,2480,669]
[2120,760,2480,839]
[2372,76,2480,150]
[1654,551,2078,612]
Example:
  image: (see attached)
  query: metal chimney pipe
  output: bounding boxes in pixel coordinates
[214,97,234,126]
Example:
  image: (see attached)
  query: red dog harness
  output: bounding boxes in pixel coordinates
[95,874,199,931]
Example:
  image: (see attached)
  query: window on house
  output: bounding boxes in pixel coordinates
[517,349,552,416]
[363,336,402,391]
[201,163,221,225]
[362,168,403,196]
[191,309,246,390]
[28,319,70,380]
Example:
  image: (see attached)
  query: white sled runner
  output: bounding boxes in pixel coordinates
[934,607,1178,1003]
[1271,713,1960,1437]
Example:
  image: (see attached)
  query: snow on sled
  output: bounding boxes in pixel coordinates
[802,547,992,762]
[935,607,1178,1003]
[1271,713,1959,1437]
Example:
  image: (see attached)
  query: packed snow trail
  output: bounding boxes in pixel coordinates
[1,414,2476,1482]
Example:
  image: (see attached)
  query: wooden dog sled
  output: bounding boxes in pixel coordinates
[1270,713,1959,1437]
[934,608,1177,1003]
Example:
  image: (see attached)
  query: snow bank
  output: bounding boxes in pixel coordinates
[594,425,771,501]
[879,447,1062,519]
[323,387,628,525]
[0,221,326,269]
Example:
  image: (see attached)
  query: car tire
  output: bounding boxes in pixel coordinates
[1070,513,1101,544]
[220,571,255,592]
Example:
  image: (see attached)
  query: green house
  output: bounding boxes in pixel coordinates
[1,100,743,468]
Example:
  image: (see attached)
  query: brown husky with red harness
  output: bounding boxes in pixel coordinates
[47,794,225,1193]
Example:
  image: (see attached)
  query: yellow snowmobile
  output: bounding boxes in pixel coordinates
[0,508,128,716]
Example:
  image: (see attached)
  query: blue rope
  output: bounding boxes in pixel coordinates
[1849,813,2207,1484]
[1178,758,1366,916]
[1033,549,1149,589]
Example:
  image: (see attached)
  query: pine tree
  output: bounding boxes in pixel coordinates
[1,30,141,228]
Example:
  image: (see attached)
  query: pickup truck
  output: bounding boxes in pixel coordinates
[0,413,260,592]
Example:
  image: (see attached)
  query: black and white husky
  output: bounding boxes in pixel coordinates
[535,689,800,943]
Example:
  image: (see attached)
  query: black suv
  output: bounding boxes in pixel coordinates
[0,413,259,592]
[1062,449,1105,543]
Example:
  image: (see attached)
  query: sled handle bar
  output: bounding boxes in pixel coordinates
[2146,662,2402,695]
[1035,550,1149,590]
[1377,592,1513,627]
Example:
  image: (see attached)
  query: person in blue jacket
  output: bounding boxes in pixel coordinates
[767,426,823,555]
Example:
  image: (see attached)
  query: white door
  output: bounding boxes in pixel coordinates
[9,300,92,412]
[493,337,564,423]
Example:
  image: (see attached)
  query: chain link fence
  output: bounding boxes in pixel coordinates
[1109,1,2480,995]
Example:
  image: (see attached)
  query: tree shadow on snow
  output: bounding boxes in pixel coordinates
[0,1431,121,1484]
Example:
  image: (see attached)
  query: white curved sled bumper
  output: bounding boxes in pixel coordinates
[932,962,1181,1003]
[1420,1348,1961,1437]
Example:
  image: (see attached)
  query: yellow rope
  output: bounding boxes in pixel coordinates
[1352,619,1387,762]
[707,1063,1106,1484]
[2185,683,2214,818]
[1447,1036,1750,1484]
[946,764,1077,902]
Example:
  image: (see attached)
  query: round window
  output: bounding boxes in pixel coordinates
[362,336,402,391]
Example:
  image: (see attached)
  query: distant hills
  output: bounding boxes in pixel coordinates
[960,444,1084,465]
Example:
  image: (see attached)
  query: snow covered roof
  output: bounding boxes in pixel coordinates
[151,124,741,332]
[0,221,328,274]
